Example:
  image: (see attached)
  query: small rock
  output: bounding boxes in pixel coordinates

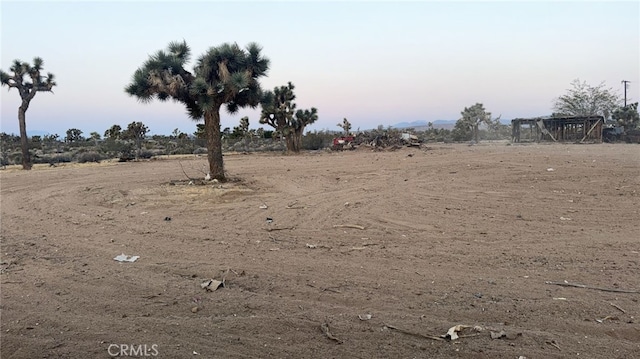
[191,306,199,313]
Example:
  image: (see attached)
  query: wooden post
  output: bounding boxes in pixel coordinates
[580,119,602,143]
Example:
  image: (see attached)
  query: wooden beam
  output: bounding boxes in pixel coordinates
[536,120,557,142]
[580,119,602,143]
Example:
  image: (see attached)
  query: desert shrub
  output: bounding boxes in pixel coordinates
[138,150,154,159]
[9,153,22,164]
[302,132,329,150]
[193,147,208,155]
[49,154,72,163]
[77,151,102,163]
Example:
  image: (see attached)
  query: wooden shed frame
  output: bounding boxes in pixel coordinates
[511,116,604,143]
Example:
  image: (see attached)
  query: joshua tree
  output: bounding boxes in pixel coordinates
[65,128,84,144]
[0,57,56,169]
[337,118,352,135]
[104,124,122,140]
[122,121,149,155]
[260,82,318,152]
[456,103,499,143]
[89,132,101,146]
[291,108,318,151]
[260,82,296,149]
[126,41,269,181]
[612,102,639,131]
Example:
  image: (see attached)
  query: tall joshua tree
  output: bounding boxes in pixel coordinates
[125,41,269,181]
[1,58,56,170]
[291,108,318,151]
[260,82,318,152]
[458,103,499,143]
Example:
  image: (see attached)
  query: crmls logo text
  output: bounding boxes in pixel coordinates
[107,344,159,357]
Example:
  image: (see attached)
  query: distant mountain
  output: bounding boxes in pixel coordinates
[392,120,429,128]
[392,120,456,130]
[393,118,512,130]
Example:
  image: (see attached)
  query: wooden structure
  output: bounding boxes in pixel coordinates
[511,115,604,143]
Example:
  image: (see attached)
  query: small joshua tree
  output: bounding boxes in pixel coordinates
[1,57,56,169]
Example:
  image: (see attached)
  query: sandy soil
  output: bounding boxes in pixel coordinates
[1,143,639,358]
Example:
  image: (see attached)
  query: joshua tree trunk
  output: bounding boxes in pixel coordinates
[285,134,297,153]
[204,107,225,181]
[294,129,303,152]
[18,101,31,170]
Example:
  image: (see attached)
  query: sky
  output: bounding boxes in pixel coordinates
[1,0,638,136]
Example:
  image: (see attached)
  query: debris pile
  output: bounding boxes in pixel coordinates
[353,131,410,150]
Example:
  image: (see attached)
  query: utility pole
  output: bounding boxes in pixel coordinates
[621,80,630,107]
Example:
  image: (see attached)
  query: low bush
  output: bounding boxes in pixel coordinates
[77,151,102,163]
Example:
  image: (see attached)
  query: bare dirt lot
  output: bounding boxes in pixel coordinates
[1,143,639,358]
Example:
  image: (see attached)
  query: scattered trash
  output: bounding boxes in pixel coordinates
[560,217,572,221]
[320,322,343,344]
[113,254,140,263]
[201,279,224,292]
[552,297,567,301]
[140,212,148,215]
[333,224,365,230]
[164,217,172,221]
[547,168,555,172]
[193,351,199,355]
[384,323,444,341]
[545,280,640,294]
[358,314,372,321]
[205,173,211,181]
[442,325,484,341]
[259,204,268,209]
[306,244,317,249]
[285,200,306,209]
[518,356,528,359]
[595,315,619,323]
[266,217,273,224]
[546,340,561,350]
[188,181,194,185]
[610,303,626,313]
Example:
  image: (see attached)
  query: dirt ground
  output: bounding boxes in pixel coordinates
[1,142,639,358]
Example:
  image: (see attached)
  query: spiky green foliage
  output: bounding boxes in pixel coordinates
[104,124,123,140]
[454,103,500,142]
[122,121,150,154]
[613,102,640,131]
[259,82,297,137]
[293,108,318,132]
[337,118,352,135]
[1,57,57,170]
[259,82,318,152]
[125,41,270,180]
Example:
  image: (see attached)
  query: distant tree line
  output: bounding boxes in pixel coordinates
[2,45,637,171]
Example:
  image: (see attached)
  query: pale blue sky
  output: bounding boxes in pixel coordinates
[1,0,638,136]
